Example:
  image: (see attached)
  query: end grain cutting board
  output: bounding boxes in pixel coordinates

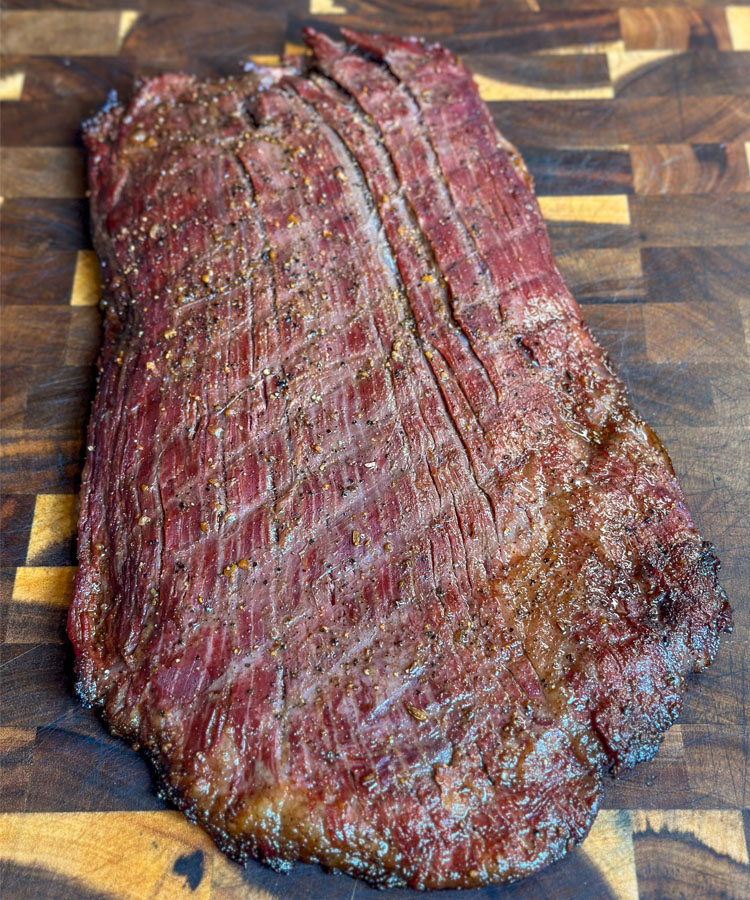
[1,2,749,899]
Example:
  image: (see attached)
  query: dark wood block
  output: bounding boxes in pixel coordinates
[707,362,750,428]
[0,430,83,494]
[0,249,78,306]
[63,308,101,368]
[0,726,35,814]
[521,147,633,195]
[0,367,27,429]
[122,7,286,58]
[581,302,649,368]
[642,300,747,364]
[0,99,100,147]
[0,148,85,199]
[548,221,638,255]
[632,141,750,194]
[290,8,620,54]
[0,308,71,367]
[1,600,68,645]
[642,245,750,305]
[24,366,95,433]
[659,426,749,494]
[7,54,185,102]
[25,707,164,813]
[0,200,90,253]
[558,246,645,301]
[0,643,75,730]
[681,724,749,809]
[467,51,609,94]
[601,726,690,809]
[631,195,750,247]
[0,495,35,566]
[623,362,716,427]
[678,94,750,142]
[492,96,750,147]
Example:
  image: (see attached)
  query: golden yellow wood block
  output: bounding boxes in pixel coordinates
[472,72,613,102]
[283,42,310,57]
[0,812,214,900]
[607,49,676,84]
[249,54,281,65]
[536,39,624,56]
[0,10,138,56]
[727,6,750,51]
[582,810,638,900]
[631,810,749,865]
[310,0,346,13]
[12,567,76,607]
[0,71,24,102]
[70,250,103,307]
[118,10,140,46]
[26,494,78,564]
[538,195,631,225]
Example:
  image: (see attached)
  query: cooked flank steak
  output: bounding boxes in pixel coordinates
[69,28,731,890]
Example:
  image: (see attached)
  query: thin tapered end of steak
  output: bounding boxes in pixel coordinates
[69,29,732,890]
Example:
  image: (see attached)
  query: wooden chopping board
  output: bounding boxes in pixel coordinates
[1,2,749,898]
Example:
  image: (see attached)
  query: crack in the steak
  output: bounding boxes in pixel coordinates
[300,71,502,539]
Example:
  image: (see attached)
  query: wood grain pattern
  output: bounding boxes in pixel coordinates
[0,10,140,56]
[0,1,747,899]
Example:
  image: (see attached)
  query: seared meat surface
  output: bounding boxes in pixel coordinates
[69,29,731,890]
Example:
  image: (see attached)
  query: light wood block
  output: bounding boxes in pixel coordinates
[0,812,214,900]
[727,6,750,52]
[581,810,638,900]
[536,40,625,56]
[538,194,631,224]
[26,495,77,565]
[0,71,24,101]
[70,251,103,307]
[607,49,675,84]
[473,72,613,102]
[309,0,346,13]
[631,810,748,865]
[11,566,76,607]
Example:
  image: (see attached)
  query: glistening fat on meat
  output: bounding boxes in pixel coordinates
[69,28,731,890]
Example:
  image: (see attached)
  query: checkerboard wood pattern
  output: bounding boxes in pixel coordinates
[1,1,748,898]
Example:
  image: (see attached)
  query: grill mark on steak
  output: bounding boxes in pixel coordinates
[70,30,731,891]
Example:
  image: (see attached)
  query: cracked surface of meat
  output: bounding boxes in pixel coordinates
[69,29,731,890]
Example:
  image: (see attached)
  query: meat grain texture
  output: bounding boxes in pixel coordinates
[69,29,732,890]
